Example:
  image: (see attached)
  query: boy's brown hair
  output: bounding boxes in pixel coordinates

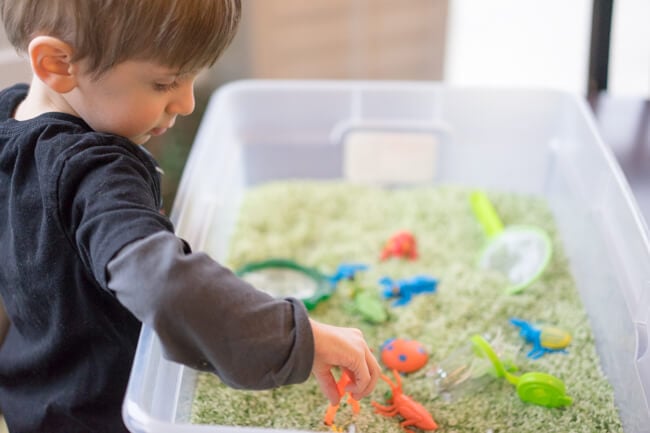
[0,0,240,78]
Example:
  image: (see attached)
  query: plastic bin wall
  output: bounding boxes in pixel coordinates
[123,81,650,433]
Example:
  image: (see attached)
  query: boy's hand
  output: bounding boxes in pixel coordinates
[309,319,380,404]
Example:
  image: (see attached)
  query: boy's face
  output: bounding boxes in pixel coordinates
[66,60,199,145]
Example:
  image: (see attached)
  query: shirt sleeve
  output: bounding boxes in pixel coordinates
[106,231,315,389]
[55,140,174,288]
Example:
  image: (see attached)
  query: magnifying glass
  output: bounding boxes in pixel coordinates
[236,258,335,310]
[471,334,573,408]
[469,191,552,294]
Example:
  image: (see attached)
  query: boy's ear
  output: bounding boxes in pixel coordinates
[28,36,78,94]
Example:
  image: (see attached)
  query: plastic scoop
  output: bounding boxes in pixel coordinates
[471,334,573,408]
[428,331,519,402]
[470,191,552,294]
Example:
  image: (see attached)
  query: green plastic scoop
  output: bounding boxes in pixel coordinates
[470,191,552,294]
[471,334,573,408]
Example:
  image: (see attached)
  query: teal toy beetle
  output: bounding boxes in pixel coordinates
[510,318,572,359]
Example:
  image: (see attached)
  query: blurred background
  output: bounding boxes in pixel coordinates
[1,0,648,216]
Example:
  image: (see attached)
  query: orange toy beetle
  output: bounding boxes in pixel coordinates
[372,369,438,432]
[324,371,360,426]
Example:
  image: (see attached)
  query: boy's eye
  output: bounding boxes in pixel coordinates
[153,81,180,92]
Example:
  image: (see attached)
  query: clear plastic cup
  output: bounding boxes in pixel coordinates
[427,332,520,402]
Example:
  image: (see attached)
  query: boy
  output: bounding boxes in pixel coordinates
[0,1,380,432]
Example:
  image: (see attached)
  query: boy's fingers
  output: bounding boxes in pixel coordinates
[344,359,372,399]
[362,348,381,395]
[314,369,341,405]
[345,361,369,399]
[348,348,380,400]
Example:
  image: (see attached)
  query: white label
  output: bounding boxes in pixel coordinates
[343,131,438,184]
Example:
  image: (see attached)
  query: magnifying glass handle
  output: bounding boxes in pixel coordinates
[470,191,504,238]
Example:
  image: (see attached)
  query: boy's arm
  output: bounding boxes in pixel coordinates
[60,143,378,397]
[107,230,314,390]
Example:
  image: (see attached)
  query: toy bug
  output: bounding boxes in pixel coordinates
[347,287,389,324]
[510,318,572,359]
[328,263,369,285]
[371,369,438,432]
[329,264,389,324]
[324,371,360,427]
[380,231,418,261]
[379,275,438,307]
[380,338,429,374]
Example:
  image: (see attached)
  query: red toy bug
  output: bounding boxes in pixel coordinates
[380,231,418,261]
[372,369,438,432]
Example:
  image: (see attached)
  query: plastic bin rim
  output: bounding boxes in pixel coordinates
[213,79,581,99]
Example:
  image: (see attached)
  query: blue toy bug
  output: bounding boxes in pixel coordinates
[379,275,438,307]
[510,318,572,359]
[328,263,368,285]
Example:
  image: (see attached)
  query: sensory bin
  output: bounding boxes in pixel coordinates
[190,181,623,433]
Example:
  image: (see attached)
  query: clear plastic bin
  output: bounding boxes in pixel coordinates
[123,80,650,433]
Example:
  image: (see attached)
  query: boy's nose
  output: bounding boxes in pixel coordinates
[167,83,195,116]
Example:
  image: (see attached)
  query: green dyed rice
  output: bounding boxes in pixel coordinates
[191,181,623,433]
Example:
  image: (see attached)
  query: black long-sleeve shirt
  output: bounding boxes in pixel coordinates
[0,84,313,433]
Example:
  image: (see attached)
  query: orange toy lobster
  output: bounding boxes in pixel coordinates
[323,371,360,426]
[380,231,418,261]
[372,369,438,432]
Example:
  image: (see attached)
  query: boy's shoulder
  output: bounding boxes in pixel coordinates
[1,84,163,211]
[0,83,29,119]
